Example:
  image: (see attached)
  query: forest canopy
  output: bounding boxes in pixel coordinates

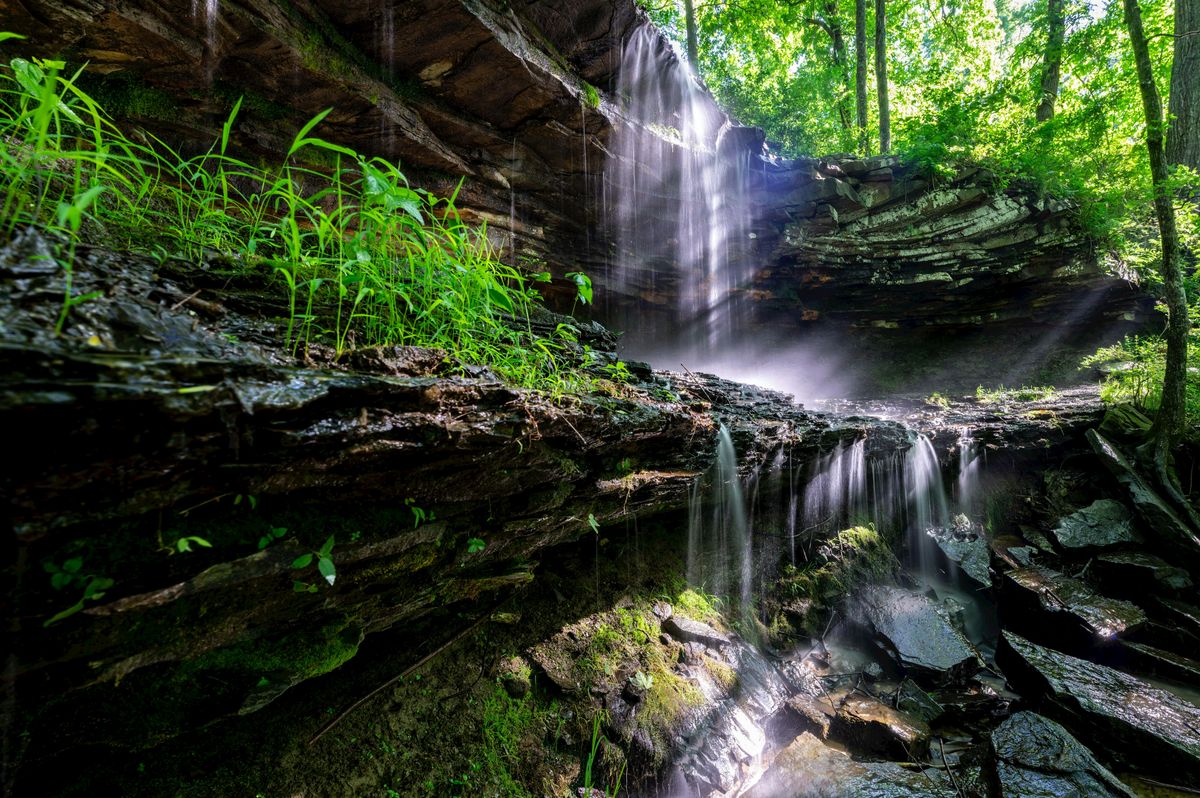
[640,0,1193,269]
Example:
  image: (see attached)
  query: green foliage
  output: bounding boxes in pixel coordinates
[974,384,1057,403]
[582,82,601,109]
[258,525,288,550]
[0,52,594,394]
[174,535,212,554]
[467,536,486,554]
[291,534,337,593]
[404,497,434,528]
[630,670,654,691]
[42,557,114,626]
[640,0,1183,270]
[1082,332,1200,436]
[925,391,951,410]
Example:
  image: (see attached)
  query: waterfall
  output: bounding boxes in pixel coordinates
[606,26,753,357]
[799,439,868,538]
[687,425,752,611]
[956,427,982,513]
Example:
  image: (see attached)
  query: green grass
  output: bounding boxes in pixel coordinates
[0,46,590,394]
[1082,333,1200,438]
[974,384,1057,404]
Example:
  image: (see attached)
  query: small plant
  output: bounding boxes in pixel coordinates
[174,535,212,554]
[925,391,951,410]
[258,525,288,550]
[404,497,433,528]
[467,537,486,554]
[587,513,601,534]
[582,81,601,109]
[291,535,336,592]
[631,670,654,692]
[975,384,1056,404]
[43,557,114,626]
[565,270,593,308]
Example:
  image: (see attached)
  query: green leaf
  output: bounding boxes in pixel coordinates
[486,285,514,314]
[43,599,85,627]
[467,537,486,554]
[62,557,83,574]
[10,57,45,98]
[317,556,336,586]
[293,580,313,593]
[291,553,314,569]
[565,272,593,305]
[0,33,28,44]
[319,535,335,558]
[50,572,71,590]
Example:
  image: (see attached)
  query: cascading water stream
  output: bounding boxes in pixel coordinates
[606,26,753,359]
[687,425,752,612]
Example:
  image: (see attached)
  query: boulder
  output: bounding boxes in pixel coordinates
[829,694,932,760]
[991,711,1135,798]
[742,732,950,798]
[1002,565,1146,644]
[1050,499,1139,551]
[1086,430,1200,560]
[856,586,981,681]
[1121,641,1200,685]
[927,516,991,585]
[1093,551,1193,597]
[998,631,1200,786]
[663,616,730,648]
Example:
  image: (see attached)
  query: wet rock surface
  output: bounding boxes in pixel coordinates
[743,731,950,798]
[998,631,1200,786]
[1002,564,1147,643]
[1051,499,1140,550]
[990,711,1135,798]
[855,586,982,681]
[1094,551,1194,596]
[828,694,931,760]
[1087,430,1200,560]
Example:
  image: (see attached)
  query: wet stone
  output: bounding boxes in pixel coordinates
[1087,430,1200,559]
[856,585,981,681]
[743,732,950,798]
[999,632,1200,786]
[928,515,991,585]
[1050,499,1139,551]
[829,694,932,760]
[991,711,1135,798]
[1121,641,1200,686]
[1004,565,1146,642]
[1093,551,1193,596]
[663,616,730,648]
[896,678,945,724]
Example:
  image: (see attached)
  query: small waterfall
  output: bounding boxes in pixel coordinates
[688,426,988,613]
[904,434,951,577]
[687,425,752,612]
[799,439,868,538]
[606,26,753,355]
[956,427,982,513]
[193,0,219,78]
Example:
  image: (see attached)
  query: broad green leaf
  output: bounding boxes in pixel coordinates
[317,556,336,586]
[291,553,314,569]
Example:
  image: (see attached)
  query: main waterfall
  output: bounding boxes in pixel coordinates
[606,25,754,361]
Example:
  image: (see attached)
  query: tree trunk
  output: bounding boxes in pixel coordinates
[875,0,890,153]
[1167,0,1200,169]
[1124,0,1190,474]
[684,0,699,72]
[807,5,854,133]
[855,0,869,153]
[1035,0,1065,122]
